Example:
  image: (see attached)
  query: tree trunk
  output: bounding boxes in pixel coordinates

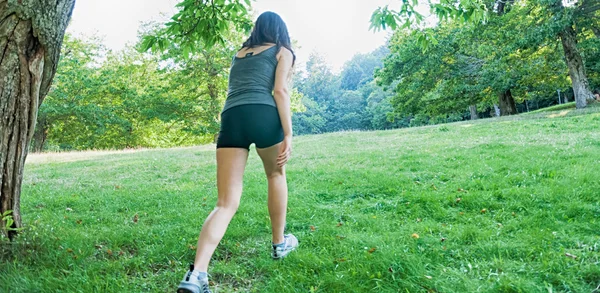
[0,0,75,240]
[559,25,593,109]
[498,89,517,116]
[469,105,478,120]
[32,116,48,152]
[495,1,517,117]
[497,0,506,15]
[592,26,600,38]
[493,104,501,117]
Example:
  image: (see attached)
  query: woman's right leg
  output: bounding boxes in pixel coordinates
[193,147,249,272]
[256,143,287,245]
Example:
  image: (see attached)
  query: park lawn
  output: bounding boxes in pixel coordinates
[1,107,600,293]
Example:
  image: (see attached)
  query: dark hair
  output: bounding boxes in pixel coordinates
[242,11,296,65]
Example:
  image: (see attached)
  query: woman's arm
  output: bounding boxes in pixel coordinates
[273,47,294,166]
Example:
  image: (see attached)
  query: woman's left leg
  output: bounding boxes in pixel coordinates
[193,147,249,272]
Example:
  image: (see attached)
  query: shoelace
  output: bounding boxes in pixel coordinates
[184,271,193,281]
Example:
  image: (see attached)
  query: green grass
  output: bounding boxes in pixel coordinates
[527,102,577,114]
[2,108,600,293]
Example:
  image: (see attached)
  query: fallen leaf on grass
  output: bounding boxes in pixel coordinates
[455,198,462,203]
[481,209,487,214]
[76,219,82,225]
[107,249,113,256]
[457,188,466,192]
[133,213,139,223]
[66,248,73,253]
[368,247,377,254]
[310,225,316,231]
[565,253,577,259]
[411,233,420,239]
[336,222,343,227]
[441,237,447,242]
[425,275,432,279]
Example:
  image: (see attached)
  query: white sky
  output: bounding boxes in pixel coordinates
[67,0,396,72]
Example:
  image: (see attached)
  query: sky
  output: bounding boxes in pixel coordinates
[67,0,397,72]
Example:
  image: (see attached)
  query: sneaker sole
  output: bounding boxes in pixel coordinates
[177,282,200,293]
[272,247,297,260]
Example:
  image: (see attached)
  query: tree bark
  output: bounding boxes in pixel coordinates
[498,89,517,116]
[469,105,479,120]
[559,25,593,109]
[0,0,75,240]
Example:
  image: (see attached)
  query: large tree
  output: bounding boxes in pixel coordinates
[371,0,598,109]
[0,0,75,240]
[552,0,596,108]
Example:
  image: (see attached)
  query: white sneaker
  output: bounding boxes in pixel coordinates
[272,234,299,259]
[177,267,212,293]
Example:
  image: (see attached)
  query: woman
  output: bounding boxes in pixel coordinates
[177,11,298,293]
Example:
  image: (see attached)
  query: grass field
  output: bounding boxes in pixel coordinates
[1,107,600,293]
[526,102,577,114]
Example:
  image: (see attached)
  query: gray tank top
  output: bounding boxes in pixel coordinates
[222,45,279,113]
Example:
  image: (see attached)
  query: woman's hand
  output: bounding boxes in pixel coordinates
[277,136,292,167]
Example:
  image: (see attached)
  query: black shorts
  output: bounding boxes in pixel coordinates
[216,104,284,150]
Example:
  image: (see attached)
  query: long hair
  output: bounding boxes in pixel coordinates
[242,11,296,65]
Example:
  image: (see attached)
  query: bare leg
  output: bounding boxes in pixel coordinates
[193,148,248,272]
[257,143,287,245]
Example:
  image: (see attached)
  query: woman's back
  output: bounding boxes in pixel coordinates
[223,45,279,113]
